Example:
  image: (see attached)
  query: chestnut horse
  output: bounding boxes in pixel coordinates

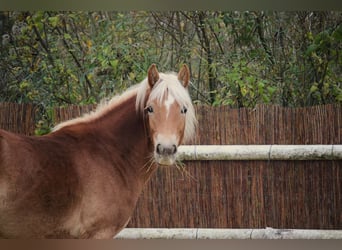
[0,64,197,239]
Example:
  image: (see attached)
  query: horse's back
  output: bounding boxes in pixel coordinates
[0,129,82,238]
[0,128,141,238]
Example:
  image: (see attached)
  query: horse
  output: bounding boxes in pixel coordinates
[0,64,197,239]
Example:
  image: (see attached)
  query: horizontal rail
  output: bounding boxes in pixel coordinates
[177,145,342,161]
[115,228,342,239]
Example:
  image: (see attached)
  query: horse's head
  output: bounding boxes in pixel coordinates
[137,64,197,166]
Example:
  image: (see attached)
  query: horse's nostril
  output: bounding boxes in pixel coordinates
[172,144,177,154]
[156,143,162,154]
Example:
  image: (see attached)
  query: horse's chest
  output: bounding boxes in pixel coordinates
[62,178,140,238]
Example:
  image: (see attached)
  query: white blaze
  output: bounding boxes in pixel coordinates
[164,93,175,118]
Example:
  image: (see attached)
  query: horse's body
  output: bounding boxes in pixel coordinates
[0,64,196,238]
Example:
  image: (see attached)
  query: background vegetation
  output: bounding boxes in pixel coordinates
[0,11,341,132]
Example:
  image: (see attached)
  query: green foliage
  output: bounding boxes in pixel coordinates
[213,60,278,107]
[0,11,341,134]
[305,24,342,105]
[0,11,161,133]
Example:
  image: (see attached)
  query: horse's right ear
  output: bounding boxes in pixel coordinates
[147,64,160,88]
[178,64,190,88]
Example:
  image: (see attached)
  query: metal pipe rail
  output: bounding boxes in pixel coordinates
[115,228,342,239]
[177,145,342,161]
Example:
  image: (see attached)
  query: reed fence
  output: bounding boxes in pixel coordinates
[0,103,341,229]
[0,102,37,135]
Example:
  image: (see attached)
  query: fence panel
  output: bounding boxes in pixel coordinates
[128,104,341,229]
[0,102,37,135]
[0,103,341,228]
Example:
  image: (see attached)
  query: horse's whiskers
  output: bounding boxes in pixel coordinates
[145,160,155,174]
[141,154,156,174]
[175,159,197,182]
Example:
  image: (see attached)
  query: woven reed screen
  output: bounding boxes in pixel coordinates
[1,103,341,228]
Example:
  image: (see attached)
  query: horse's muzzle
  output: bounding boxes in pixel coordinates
[156,143,177,155]
[155,143,177,166]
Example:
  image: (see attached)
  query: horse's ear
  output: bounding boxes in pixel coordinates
[147,64,160,88]
[178,64,190,88]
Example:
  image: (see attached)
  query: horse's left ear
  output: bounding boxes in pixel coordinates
[147,64,160,88]
[178,64,190,88]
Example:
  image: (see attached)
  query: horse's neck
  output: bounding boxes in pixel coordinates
[87,95,156,183]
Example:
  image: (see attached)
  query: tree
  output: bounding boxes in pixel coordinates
[0,11,341,128]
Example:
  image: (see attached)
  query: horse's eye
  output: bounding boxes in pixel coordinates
[181,106,187,114]
[146,106,154,113]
